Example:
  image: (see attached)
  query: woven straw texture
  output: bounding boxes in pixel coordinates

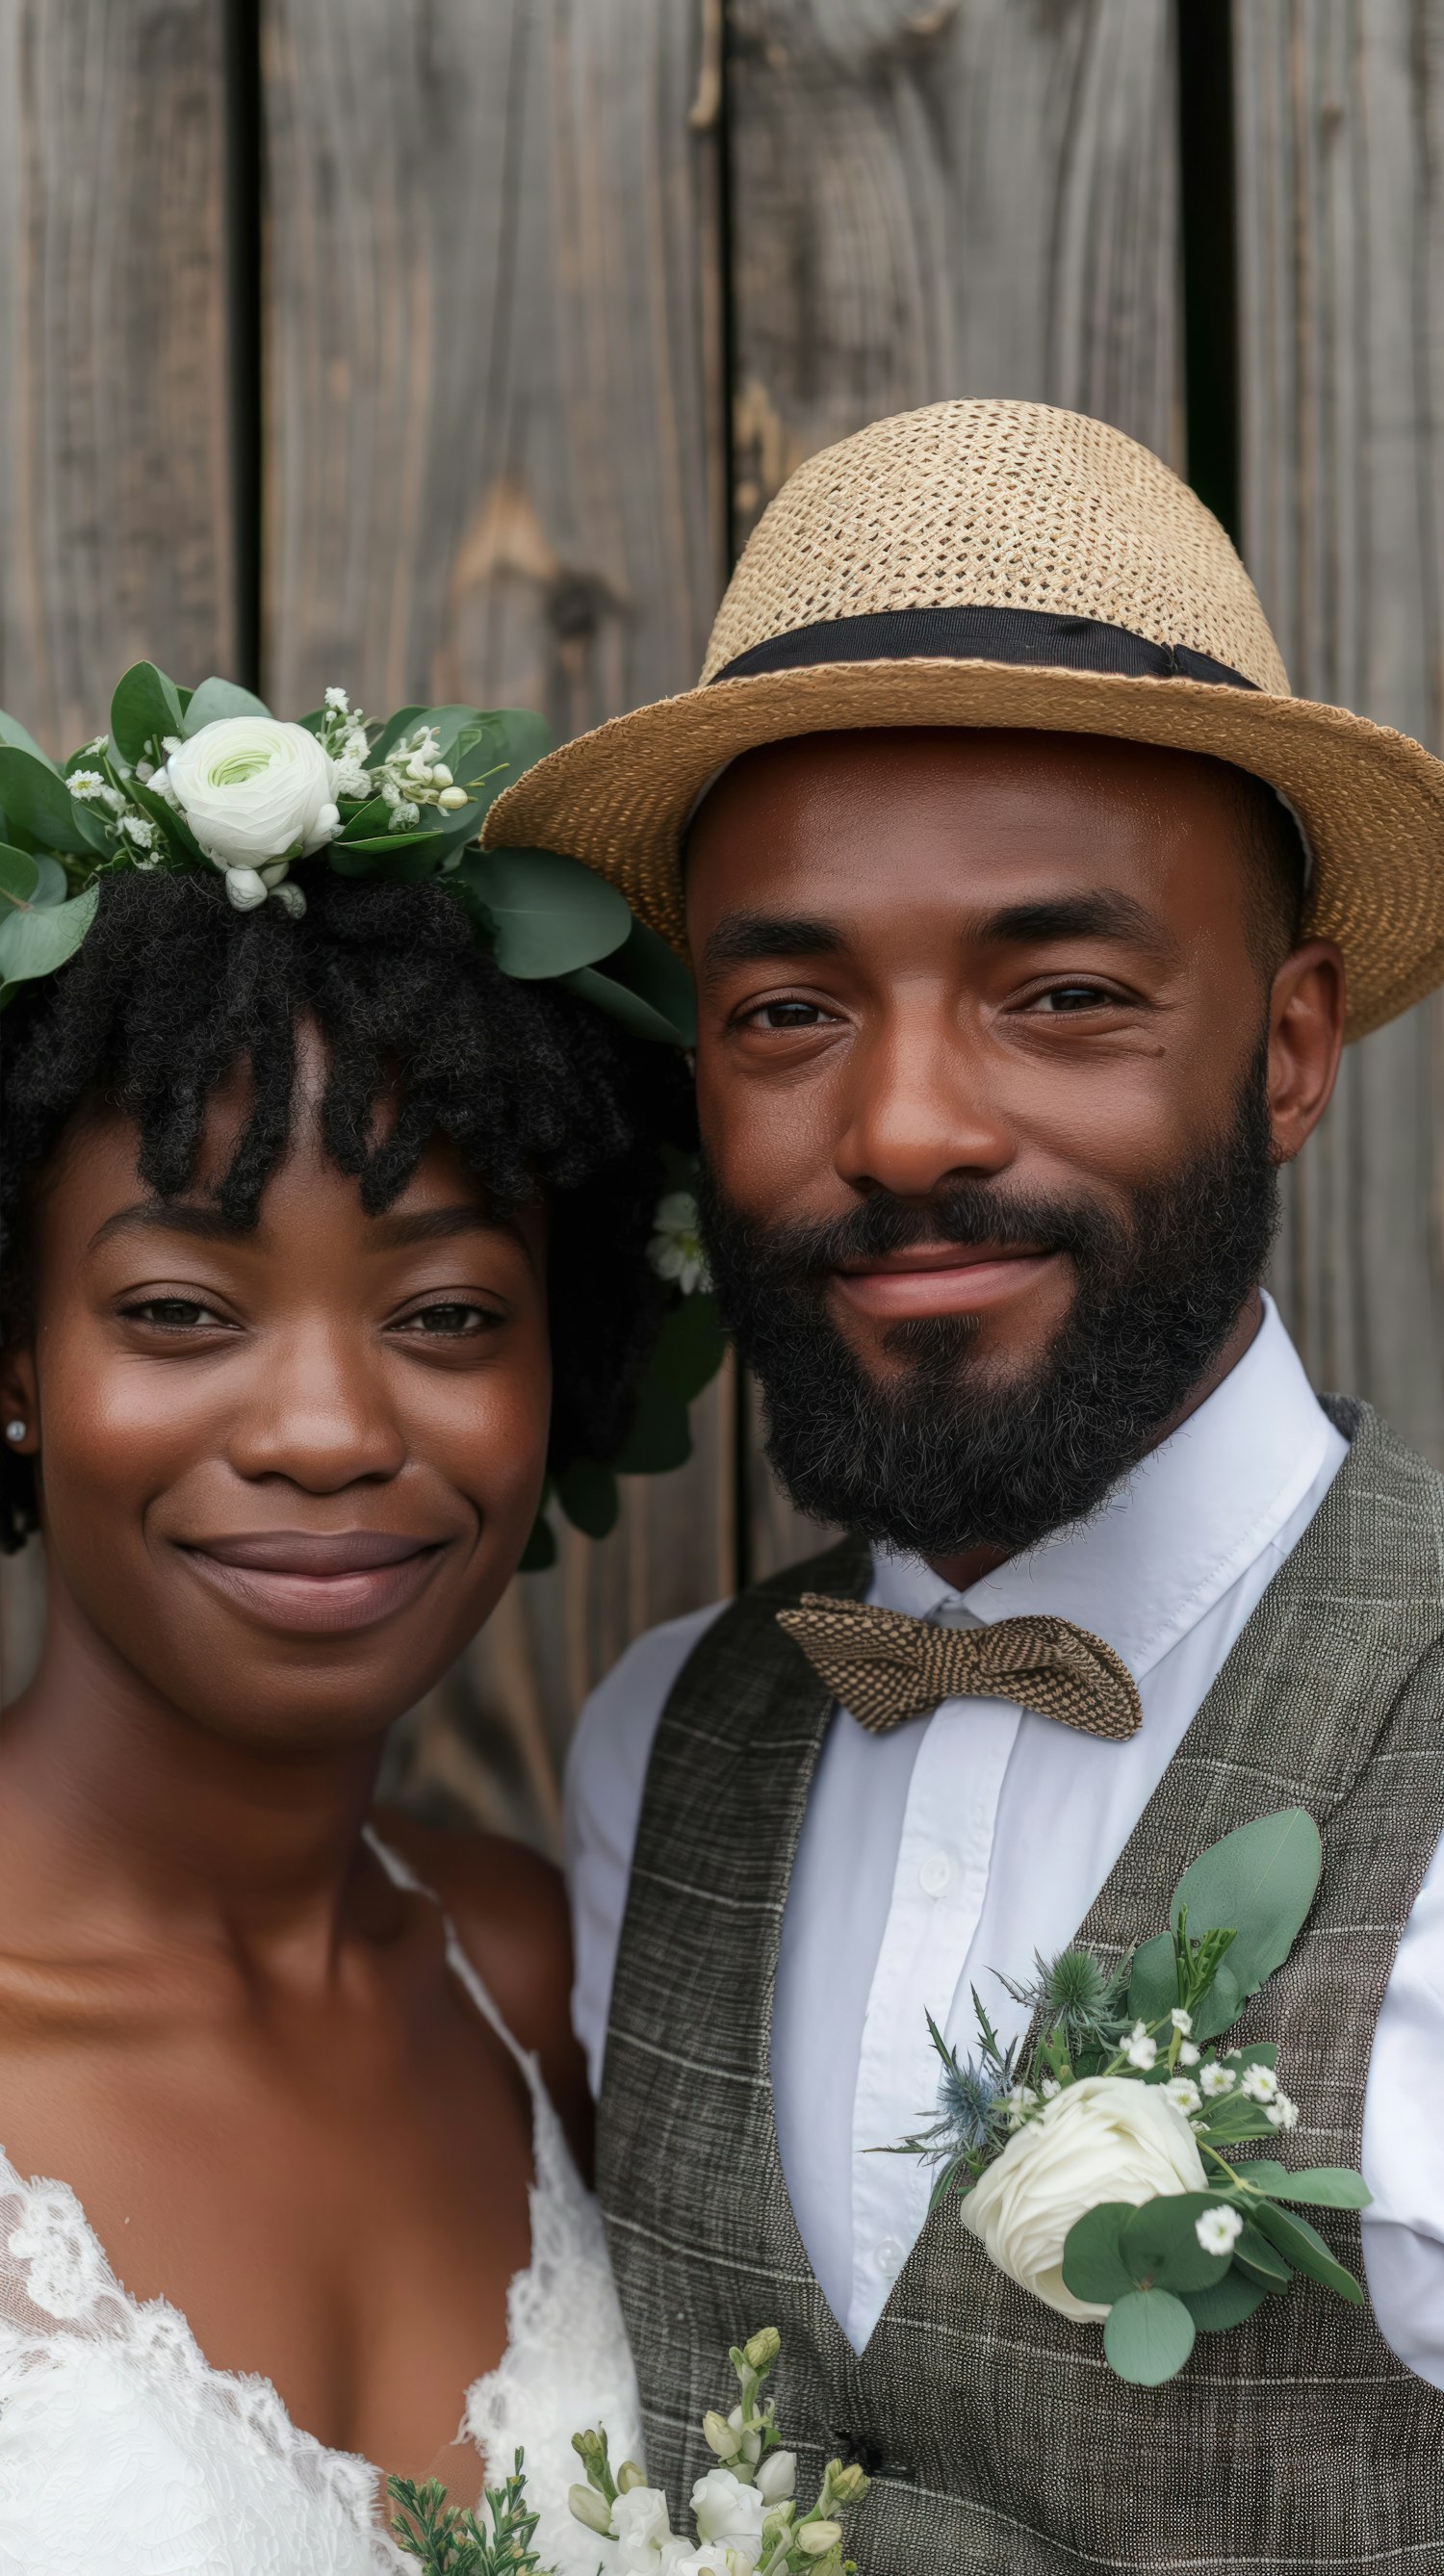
[599,1400,1444,2571]
[776,1592,1141,1740]
[484,399,1444,1041]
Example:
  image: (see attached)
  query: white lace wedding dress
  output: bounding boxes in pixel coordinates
[0,1839,642,2575]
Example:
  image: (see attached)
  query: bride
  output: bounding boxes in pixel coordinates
[0,686,700,2572]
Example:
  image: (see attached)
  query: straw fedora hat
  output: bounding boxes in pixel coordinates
[484,399,1444,1040]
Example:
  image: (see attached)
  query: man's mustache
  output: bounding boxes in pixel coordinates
[700,1175,1114,1280]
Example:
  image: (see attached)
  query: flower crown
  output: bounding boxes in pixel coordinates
[0,664,722,1556]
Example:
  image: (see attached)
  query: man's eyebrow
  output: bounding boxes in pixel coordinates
[89,1199,513,1254]
[700,913,845,982]
[980,891,1178,954]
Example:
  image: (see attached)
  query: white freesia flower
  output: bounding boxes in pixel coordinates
[612,2484,676,2570]
[649,1191,712,1295]
[960,2074,1208,2320]
[163,717,341,876]
[690,2467,765,2563]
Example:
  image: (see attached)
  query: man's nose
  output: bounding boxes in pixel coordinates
[834,1002,1014,1200]
[226,1323,407,1491]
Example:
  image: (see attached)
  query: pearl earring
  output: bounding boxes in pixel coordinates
[5,1422,25,1443]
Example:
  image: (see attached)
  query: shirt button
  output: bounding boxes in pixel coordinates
[875,2237,905,2280]
[919,1850,954,1897]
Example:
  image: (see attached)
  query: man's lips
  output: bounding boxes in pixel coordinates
[831,1242,1057,1320]
[178,1530,447,1635]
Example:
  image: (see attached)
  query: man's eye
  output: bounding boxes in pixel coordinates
[123,1298,226,1330]
[395,1302,496,1337]
[1035,983,1113,1013]
[748,999,827,1030]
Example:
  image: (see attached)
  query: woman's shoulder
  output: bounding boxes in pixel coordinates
[373,1811,593,2170]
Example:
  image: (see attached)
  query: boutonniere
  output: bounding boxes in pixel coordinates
[888,1808,1370,2387]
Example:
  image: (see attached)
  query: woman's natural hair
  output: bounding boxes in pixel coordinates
[0,868,692,1551]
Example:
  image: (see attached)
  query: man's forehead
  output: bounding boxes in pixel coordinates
[688,725,1235,836]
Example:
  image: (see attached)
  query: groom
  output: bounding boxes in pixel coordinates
[491,401,1444,2565]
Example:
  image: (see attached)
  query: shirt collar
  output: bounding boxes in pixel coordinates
[870,1296,1338,1682]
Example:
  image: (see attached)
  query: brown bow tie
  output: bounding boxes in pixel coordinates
[775,1594,1142,1741]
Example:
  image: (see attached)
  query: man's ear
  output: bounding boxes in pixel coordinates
[0,1346,39,1457]
[1267,939,1346,1165]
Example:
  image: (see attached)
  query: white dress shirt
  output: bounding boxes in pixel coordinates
[565,1299,1444,2382]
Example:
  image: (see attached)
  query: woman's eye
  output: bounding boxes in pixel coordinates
[394,1301,498,1338]
[122,1297,227,1330]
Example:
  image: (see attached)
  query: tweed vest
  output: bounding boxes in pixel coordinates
[598,1403,1444,2571]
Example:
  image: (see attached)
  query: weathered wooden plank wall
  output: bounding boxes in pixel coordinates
[1237,0,1444,1455]
[261,0,733,1836]
[727,0,1183,1576]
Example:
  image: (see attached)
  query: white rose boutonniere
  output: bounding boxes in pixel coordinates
[888,1808,1373,2386]
[960,2074,1207,2319]
[162,716,341,907]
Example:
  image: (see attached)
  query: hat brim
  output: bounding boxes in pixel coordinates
[482,658,1444,1042]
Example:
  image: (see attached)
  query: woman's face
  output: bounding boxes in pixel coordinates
[3,1046,551,1752]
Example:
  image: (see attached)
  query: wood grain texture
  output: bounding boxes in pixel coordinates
[0,0,238,1704]
[727,0,1183,1565]
[1236,0,1444,1455]
[264,0,732,1838]
[727,0,1182,543]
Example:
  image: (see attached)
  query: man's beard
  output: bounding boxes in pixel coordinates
[699,1051,1279,1560]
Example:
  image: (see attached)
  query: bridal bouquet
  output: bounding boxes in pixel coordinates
[388,2330,869,2575]
[890,1808,1371,2385]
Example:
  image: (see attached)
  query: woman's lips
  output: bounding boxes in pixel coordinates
[179,1530,446,1635]
[831,1244,1056,1320]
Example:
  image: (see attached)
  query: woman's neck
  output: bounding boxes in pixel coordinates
[0,1577,390,1981]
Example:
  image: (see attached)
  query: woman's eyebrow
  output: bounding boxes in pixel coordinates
[88,1200,511,1254]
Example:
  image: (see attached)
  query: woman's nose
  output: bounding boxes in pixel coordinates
[225,1323,407,1491]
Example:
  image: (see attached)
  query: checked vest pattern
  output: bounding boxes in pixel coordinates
[597,1404,1444,2573]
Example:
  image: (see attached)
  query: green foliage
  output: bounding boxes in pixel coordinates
[1246,2198,1364,2304]
[1102,2287,1197,2385]
[0,709,59,769]
[1180,2270,1267,2332]
[1060,2203,1138,2306]
[110,660,186,764]
[1119,2195,1234,2296]
[1171,1808,1322,2022]
[389,2451,550,2575]
[1229,2159,1371,2209]
[0,746,110,857]
[553,1458,621,1539]
[0,877,97,1003]
[182,675,273,730]
[459,844,632,977]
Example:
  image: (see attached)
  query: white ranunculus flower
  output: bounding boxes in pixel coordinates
[961,2074,1208,2322]
[689,2468,765,2564]
[163,718,342,874]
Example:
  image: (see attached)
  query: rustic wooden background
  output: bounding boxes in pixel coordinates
[2,0,1440,1845]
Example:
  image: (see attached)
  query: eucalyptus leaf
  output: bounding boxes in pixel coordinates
[558,963,693,1045]
[460,847,632,979]
[1231,2161,1372,2210]
[1060,2202,1136,2306]
[1119,2195,1234,2296]
[1179,2270,1267,2332]
[0,710,60,772]
[1125,1932,1177,2026]
[0,846,39,907]
[341,826,451,861]
[650,1294,726,1405]
[0,883,97,986]
[518,1507,557,1573]
[1247,2200,1364,2304]
[183,675,274,731]
[110,661,185,765]
[128,774,203,864]
[1232,2221,1293,2289]
[564,914,697,1044]
[338,796,394,843]
[612,1377,691,1478]
[1192,2090,1279,2148]
[26,855,67,908]
[554,1460,621,1540]
[1170,1809,1322,2012]
[1101,2288,1196,2386]
[1189,1962,1242,2046]
[0,749,109,857]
